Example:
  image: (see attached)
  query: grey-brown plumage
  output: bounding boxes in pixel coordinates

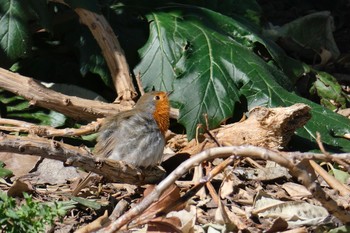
[94,91,170,167]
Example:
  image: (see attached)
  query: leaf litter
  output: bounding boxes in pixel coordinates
[1,130,349,232]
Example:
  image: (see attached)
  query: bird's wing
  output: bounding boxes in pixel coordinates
[94,110,135,158]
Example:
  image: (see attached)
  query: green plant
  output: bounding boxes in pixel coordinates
[0,192,68,233]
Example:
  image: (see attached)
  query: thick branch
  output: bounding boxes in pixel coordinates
[0,134,164,185]
[0,68,130,121]
[0,68,179,121]
[74,8,137,101]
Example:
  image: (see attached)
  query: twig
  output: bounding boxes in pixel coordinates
[203,113,221,147]
[73,7,137,102]
[316,132,331,157]
[0,118,103,137]
[309,160,350,196]
[135,72,145,96]
[316,132,350,172]
[128,156,236,229]
[0,134,164,185]
[282,151,350,163]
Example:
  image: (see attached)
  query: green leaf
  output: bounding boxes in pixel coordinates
[0,90,67,127]
[79,28,113,88]
[70,196,101,210]
[329,165,350,184]
[0,0,31,61]
[135,5,350,151]
[0,161,13,178]
[329,225,350,233]
[309,71,347,110]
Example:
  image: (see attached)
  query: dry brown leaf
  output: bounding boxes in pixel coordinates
[165,205,197,233]
[253,192,329,227]
[0,152,40,178]
[265,217,288,233]
[219,174,234,199]
[282,182,312,198]
[141,184,181,219]
[147,216,182,233]
[7,179,33,197]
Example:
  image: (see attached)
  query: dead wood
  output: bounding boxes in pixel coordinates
[0,134,165,185]
[0,68,131,121]
[0,68,179,121]
[182,103,311,154]
[74,8,137,102]
[50,0,137,101]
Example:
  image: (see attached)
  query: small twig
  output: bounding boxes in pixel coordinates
[195,124,202,144]
[316,132,350,172]
[244,157,264,169]
[0,118,103,137]
[309,160,350,196]
[135,72,145,96]
[282,151,350,163]
[203,113,221,147]
[316,132,331,157]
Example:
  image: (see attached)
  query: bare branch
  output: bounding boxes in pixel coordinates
[0,68,130,121]
[0,118,102,137]
[74,8,137,101]
[0,68,179,121]
[0,134,164,185]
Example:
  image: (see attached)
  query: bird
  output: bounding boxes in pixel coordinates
[94,91,171,167]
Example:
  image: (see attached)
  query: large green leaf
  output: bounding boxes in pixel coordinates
[0,0,31,62]
[134,6,350,151]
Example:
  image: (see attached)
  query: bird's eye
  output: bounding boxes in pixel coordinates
[154,95,161,101]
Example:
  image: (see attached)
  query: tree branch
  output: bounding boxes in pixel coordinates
[0,134,165,185]
[0,118,102,137]
[0,68,179,121]
[74,7,137,101]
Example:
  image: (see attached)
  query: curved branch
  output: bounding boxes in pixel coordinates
[74,8,137,101]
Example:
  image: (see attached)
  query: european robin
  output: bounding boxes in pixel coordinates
[94,91,170,167]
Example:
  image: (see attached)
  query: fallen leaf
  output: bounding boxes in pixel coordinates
[282,182,312,198]
[7,179,33,197]
[0,152,40,178]
[253,192,329,227]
